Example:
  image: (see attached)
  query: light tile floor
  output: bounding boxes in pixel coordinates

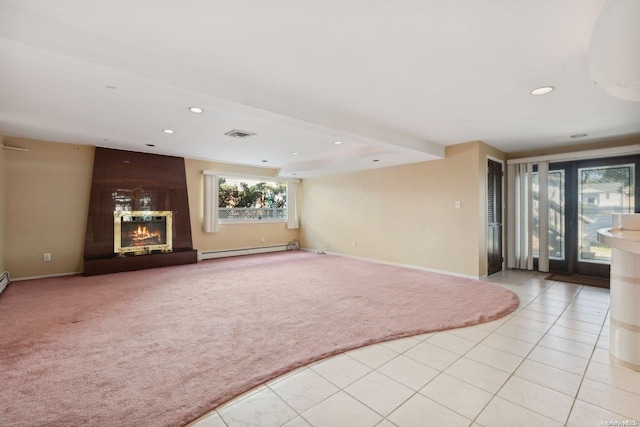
[188,270,640,427]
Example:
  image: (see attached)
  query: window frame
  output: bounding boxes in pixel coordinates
[202,171,300,232]
[217,176,289,225]
[530,155,640,278]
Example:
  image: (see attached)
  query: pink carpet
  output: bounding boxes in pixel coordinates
[0,251,518,426]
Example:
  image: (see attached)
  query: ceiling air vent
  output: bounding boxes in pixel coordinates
[224,129,256,139]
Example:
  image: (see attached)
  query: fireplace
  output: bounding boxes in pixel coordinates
[84,149,197,275]
[114,211,173,255]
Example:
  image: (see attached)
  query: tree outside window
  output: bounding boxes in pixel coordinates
[218,177,287,222]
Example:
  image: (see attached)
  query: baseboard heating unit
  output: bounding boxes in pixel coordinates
[0,271,9,296]
[199,242,299,261]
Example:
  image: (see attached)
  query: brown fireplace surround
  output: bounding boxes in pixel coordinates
[83,148,197,275]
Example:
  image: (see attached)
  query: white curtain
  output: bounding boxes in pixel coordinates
[507,161,549,272]
[538,162,550,272]
[287,181,299,229]
[203,173,219,233]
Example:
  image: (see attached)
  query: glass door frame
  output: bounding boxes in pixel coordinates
[545,156,640,278]
[546,161,572,275]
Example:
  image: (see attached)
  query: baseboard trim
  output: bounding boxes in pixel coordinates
[10,271,80,282]
[200,243,298,260]
[300,248,480,280]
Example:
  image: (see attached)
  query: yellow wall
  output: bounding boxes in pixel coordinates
[299,141,504,278]
[4,138,94,278]
[0,134,6,273]
[185,158,300,253]
[0,137,499,279]
[5,134,638,279]
[2,139,300,278]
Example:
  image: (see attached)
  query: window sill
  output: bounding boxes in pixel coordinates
[219,219,287,225]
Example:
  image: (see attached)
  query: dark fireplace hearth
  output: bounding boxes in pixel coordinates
[83,148,197,275]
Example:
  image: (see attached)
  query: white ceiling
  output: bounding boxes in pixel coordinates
[1,0,639,177]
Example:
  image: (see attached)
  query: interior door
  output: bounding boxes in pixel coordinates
[488,159,503,275]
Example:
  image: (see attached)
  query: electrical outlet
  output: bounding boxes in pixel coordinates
[44,253,52,262]
[352,241,357,247]
[455,201,461,209]
[261,237,266,243]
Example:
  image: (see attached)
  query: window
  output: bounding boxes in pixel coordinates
[532,169,565,260]
[218,177,287,223]
[202,172,299,232]
[578,164,634,263]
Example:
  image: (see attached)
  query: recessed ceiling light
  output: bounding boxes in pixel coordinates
[530,86,555,96]
[292,152,299,155]
[189,107,203,113]
[373,159,380,162]
[261,160,268,163]
[104,85,117,90]
[334,141,343,145]
[571,133,588,138]
[163,129,174,134]
[146,144,155,147]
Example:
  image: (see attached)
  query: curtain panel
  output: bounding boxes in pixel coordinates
[287,181,299,229]
[203,173,219,233]
[507,161,549,272]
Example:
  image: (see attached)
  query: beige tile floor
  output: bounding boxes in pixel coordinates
[189,270,640,427]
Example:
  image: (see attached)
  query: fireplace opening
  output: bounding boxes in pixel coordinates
[114,211,173,255]
[122,220,165,247]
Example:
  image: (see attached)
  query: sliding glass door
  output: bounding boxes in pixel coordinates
[535,156,640,279]
[533,156,640,277]
[575,162,635,276]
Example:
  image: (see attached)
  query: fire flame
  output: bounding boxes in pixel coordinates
[132,225,160,240]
